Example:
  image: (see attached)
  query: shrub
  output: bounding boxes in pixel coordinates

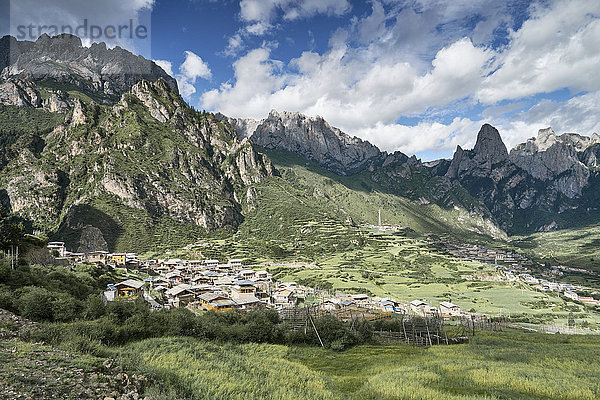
[15,286,55,321]
[0,284,14,311]
[83,295,106,320]
[52,292,82,322]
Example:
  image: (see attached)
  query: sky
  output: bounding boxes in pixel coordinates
[2,0,600,160]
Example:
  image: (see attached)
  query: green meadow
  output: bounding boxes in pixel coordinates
[512,222,600,274]
[267,231,600,328]
[153,148,600,328]
[118,331,600,400]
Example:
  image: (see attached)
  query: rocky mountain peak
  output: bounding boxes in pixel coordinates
[535,127,558,151]
[473,123,508,164]
[0,34,177,103]
[225,110,388,175]
[34,33,83,53]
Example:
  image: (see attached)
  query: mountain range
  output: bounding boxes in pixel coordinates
[1,34,599,254]
[227,111,600,235]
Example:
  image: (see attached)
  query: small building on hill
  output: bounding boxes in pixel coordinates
[114,279,145,298]
[439,301,461,318]
[166,284,195,307]
[198,293,236,312]
[109,253,127,266]
[87,251,108,264]
[234,296,261,311]
[231,280,257,299]
[410,299,429,315]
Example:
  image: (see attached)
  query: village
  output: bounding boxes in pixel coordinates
[431,236,600,306]
[46,241,466,320]
[46,235,600,327]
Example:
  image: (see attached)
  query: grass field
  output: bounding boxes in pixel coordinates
[512,223,600,274]
[119,331,600,400]
[267,230,600,327]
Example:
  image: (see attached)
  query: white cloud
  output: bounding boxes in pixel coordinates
[223,33,245,57]
[282,0,351,21]
[180,51,212,81]
[201,37,491,131]
[358,1,386,44]
[202,48,285,117]
[354,117,481,157]
[496,91,600,149]
[478,0,600,103]
[239,0,350,24]
[175,51,212,100]
[237,0,350,37]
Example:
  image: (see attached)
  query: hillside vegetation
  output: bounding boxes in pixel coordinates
[117,332,600,400]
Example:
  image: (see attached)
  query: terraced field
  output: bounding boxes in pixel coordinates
[267,230,600,328]
[512,222,600,274]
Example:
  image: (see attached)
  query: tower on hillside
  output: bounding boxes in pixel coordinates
[378,208,381,227]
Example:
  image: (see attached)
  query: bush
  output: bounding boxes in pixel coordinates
[83,295,106,320]
[0,284,14,311]
[15,286,55,321]
[52,292,82,322]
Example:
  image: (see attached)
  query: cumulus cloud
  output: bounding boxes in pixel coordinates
[239,0,351,26]
[497,91,600,148]
[478,0,600,103]
[224,0,352,60]
[353,117,481,157]
[223,33,245,57]
[201,36,491,134]
[180,51,212,81]
[176,51,212,100]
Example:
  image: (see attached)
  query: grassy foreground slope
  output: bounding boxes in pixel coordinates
[121,332,600,400]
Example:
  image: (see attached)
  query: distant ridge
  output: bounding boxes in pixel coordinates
[222,110,409,176]
[0,33,177,105]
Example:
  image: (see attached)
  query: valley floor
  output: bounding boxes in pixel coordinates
[120,331,599,400]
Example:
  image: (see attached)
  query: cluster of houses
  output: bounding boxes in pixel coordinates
[103,258,278,311]
[563,290,600,306]
[99,256,469,320]
[432,237,600,308]
[47,242,140,267]
[434,237,529,266]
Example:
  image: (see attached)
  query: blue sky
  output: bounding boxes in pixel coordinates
[3,0,600,160]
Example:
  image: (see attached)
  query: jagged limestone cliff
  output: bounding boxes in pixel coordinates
[0,34,177,105]
[0,79,275,252]
[444,124,600,233]
[224,110,406,176]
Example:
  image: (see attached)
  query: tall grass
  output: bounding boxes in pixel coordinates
[117,331,600,400]
[121,337,337,400]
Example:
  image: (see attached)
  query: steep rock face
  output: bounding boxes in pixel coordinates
[226,110,385,175]
[444,124,600,233]
[473,123,509,164]
[0,80,41,107]
[0,80,275,251]
[76,226,109,253]
[509,128,590,198]
[0,34,177,104]
[446,124,508,179]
